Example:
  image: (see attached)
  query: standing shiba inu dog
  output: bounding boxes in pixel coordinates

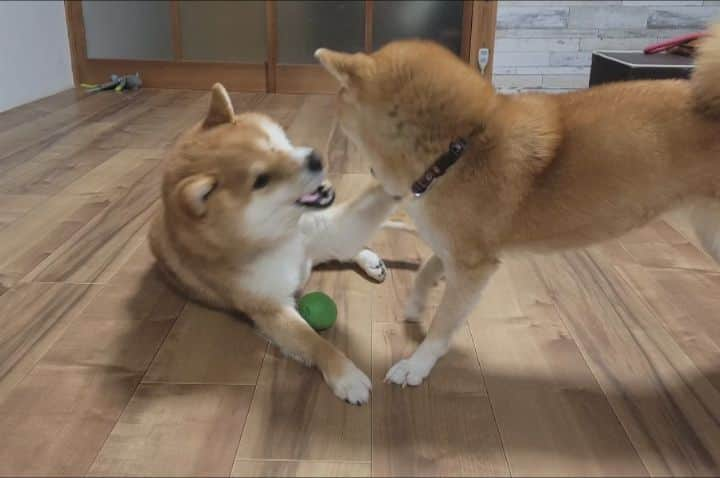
[315,25,720,387]
[149,84,398,404]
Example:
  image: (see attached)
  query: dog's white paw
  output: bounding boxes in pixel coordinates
[365,259,387,283]
[329,362,372,405]
[384,355,434,387]
[356,249,387,283]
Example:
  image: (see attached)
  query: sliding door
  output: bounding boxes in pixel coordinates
[273,1,365,92]
[66,0,496,93]
[67,0,267,91]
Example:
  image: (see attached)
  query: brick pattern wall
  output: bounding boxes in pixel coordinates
[493,0,720,92]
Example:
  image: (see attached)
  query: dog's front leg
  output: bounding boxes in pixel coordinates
[302,183,398,280]
[250,303,371,404]
[385,257,499,386]
[404,254,444,322]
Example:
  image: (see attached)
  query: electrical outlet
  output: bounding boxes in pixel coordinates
[478,48,490,75]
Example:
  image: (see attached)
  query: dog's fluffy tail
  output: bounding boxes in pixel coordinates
[692,23,720,118]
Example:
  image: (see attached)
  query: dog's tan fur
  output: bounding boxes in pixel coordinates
[149,84,398,403]
[316,24,720,386]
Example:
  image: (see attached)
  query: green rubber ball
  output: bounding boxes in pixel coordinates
[298,291,337,331]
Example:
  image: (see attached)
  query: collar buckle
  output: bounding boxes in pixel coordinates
[411,138,468,198]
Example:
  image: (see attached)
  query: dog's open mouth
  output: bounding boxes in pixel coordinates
[295,182,335,209]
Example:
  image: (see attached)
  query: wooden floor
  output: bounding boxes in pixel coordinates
[1,88,720,477]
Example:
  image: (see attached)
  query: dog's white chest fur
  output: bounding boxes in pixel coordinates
[407,200,450,259]
[236,234,311,305]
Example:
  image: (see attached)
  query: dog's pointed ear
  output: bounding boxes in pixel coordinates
[203,83,235,129]
[177,174,217,217]
[314,49,374,88]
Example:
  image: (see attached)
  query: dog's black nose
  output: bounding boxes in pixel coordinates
[306,150,323,172]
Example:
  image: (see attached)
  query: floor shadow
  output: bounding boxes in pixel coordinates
[313,258,421,274]
[375,321,720,475]
[115,261,720,476]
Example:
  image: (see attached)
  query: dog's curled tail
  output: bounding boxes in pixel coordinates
[692,23,720,118]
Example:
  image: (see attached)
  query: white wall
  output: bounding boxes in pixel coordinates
[0,1,74,113]
[494,0,720,92]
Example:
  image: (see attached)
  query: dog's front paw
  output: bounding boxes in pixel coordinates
[384,356,434,387]
[365,258,387,283]
[355,249,387,283]
[328,361,372,405]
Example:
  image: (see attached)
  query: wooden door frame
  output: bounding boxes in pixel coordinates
[470,0,498,78]
[65,0,497,94]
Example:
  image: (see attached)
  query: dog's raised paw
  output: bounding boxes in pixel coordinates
[330,362,371,405]
[356,249,387,283]
[384,357,433,387]
[366,259,387,282]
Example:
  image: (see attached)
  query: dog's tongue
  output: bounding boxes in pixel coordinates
[298,191,321,204]
[296,183,336,208]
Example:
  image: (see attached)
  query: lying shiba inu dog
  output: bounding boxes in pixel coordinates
[149,84,398,404]
[315,24,720,387]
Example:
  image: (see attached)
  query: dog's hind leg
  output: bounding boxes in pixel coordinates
[385,257,499,386]
[690,198,720,263]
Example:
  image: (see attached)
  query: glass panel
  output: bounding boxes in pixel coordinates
[373,0,464,55]
[83,0,173,60]
[277,1,364,64]
[180,1,266,63]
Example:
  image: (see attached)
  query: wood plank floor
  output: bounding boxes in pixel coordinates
[1,88,719,477]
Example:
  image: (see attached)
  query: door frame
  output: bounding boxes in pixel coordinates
[65,0,497,94]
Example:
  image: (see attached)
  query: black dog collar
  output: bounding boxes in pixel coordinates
[411,138,468,197]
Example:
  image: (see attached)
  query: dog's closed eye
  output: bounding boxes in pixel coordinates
[253,173,271,190]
